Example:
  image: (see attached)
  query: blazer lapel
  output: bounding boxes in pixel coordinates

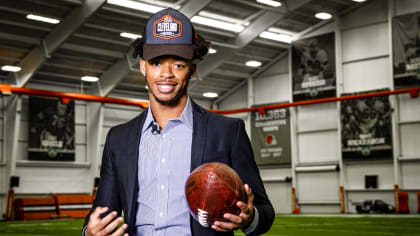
[125,111,147,229]
[190,101,209,172]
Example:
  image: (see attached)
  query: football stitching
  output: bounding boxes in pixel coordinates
[197,208,209,227]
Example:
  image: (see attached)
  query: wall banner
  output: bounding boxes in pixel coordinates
[292,32,336,101]
[340,90,393,160]
[393,12,420,88]
[28,97,75,161]
[251,106,291,166]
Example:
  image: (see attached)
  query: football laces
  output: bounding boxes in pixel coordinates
[197,208,209,227]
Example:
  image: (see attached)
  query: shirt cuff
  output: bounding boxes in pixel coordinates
[243,206,259,235]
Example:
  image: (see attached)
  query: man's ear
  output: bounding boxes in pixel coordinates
[140,59,146,77]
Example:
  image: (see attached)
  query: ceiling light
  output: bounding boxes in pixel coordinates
[26,14,60,24]
[315,12,332,20]
[191,16,245,33]
[245,60,262,67]
[352,0,367,2]
[259,31,291,43]
[1,65,21,72]
[256,0,282,7]
[107,0,163,13]
[81,76,99,82]
[145,85,148,90]
[203,92,218,98]
[198,11,249,26]
[209,48,217,54]
[120,32,142,39]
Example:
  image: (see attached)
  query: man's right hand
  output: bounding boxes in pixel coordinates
[85,207,128,236]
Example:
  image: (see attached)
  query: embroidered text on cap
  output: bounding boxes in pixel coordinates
[153,15,183,40]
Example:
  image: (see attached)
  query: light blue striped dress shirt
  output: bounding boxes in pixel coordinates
[136,98,193,236]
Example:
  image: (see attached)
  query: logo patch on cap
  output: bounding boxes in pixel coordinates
[153,14,182,40]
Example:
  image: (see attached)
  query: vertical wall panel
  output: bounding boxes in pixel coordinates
[400,124,420,158]
[340,0,387,29]
[103,105,141,127]
[218,85,247,110]
[297,103,338,132]
[76,144,87,163]
[396,0,420,15]
[398,94,420,122]
[75,102,87,124]
[345,162,394,189]
[264,182,292,213]
[254,74,289,105]
[298,131,339,163]
[342,23,389,62]
[400,162,420,189]
[297,172,340,202]
[342,57,390,93]
[15,168,87,193]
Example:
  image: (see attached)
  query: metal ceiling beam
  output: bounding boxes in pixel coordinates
[90,0,212,96]
[196,11,284,79]
[214,51,288,104]
[8,0,106,87]
[195,0,312,92]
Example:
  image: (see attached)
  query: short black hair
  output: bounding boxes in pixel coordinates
[131,33,210,61]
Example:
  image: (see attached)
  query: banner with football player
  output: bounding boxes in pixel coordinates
[292,32,336,101]
[393,11,420,88]
[251,106,291,166]
[340,90,393,160]
[28,97,75,161]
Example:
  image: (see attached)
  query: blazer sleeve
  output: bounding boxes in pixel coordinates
[231,120,275,236]
[82,128,122,231]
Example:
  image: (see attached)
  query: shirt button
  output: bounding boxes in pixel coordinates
[161,158,166,164]
[159,212,164,217]
[162,134,166,138]
[161,185,165,190]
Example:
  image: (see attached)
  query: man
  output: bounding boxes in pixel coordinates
[83,8,274,236]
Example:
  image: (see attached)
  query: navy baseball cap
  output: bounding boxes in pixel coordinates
[143,8,195,60]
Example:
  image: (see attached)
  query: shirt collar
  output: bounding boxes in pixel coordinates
[142,97,193,133]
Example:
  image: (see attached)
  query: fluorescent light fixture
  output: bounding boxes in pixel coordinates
[81,76,99,82]
[315,12,332,20]
[26,14,60,24]
[198,11,249,26]
[352,0,366,2]
[203,92,218,98]
[1,65,21,72]
[107,0,163,13]
[245,60,262,67]
[120,32,142,39]
[209,48,217,54]
[191,16,245,33]
[256,0,282,7]
[295,165,339,172]
[259,31,291,43]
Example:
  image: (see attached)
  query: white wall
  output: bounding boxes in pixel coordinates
[217,0,420,214]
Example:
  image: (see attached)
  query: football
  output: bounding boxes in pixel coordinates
[185,162,247,227]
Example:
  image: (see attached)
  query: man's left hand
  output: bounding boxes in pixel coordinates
[211,184,255,232]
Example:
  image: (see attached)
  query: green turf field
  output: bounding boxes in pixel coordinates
[0,215,419,236]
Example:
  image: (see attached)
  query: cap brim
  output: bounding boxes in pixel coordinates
[143,44,194,60]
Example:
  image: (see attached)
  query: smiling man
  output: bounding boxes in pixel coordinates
[83,8,274,236]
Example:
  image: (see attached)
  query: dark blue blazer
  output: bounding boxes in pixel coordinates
[83,101,274,236]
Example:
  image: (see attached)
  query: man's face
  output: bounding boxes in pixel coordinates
[140,55,196,106]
